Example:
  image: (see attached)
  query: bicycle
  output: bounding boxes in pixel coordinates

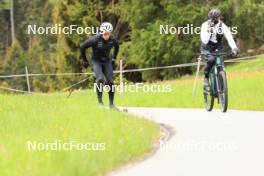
[201,51,230,113]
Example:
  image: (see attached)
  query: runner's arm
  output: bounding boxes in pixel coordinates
[80,38,96,61]
[113,38,119,59]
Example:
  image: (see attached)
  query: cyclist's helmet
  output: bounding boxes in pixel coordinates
[100,22,113,33]
[208,9,221,19]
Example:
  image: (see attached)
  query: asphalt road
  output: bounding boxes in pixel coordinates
[111,108,264,176]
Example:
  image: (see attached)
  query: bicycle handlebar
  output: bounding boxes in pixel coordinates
[200,51,232,57]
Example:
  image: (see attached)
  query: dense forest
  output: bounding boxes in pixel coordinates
[0,0,263,92]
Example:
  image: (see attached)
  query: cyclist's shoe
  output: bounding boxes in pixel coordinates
[98,102,104,108]
[204,77,209,87]
[109,104,119,111]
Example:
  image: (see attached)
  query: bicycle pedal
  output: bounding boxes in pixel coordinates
[204,86,210,92]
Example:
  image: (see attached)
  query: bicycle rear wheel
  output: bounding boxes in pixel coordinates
[218,71,228,112]
[204,77,214,111]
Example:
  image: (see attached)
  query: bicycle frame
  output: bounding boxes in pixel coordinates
[209,56,225,97]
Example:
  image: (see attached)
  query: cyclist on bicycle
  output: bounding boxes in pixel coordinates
[80,22,119,109]
[200,8,239,86]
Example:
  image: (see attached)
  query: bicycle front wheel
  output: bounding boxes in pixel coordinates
[218,71,228,112]
[204,77,214,111]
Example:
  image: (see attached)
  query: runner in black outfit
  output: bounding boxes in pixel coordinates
[80,22,119,109]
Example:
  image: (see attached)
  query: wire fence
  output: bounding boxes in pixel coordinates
[0,53,263,94]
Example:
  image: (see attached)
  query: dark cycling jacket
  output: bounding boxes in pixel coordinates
[80,34,119,62]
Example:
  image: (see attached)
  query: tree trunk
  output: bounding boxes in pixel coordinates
[6,20,9,52]
[10,0,16,44]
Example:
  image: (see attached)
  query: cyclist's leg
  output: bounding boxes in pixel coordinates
[102,60,115,106]
[217,46,225,67]
[92,59,104,104]
[204,54,215,79]
[200,46,215,84]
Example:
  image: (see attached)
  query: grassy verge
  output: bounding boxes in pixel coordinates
[113,56,264,111]
[0,93,159,176]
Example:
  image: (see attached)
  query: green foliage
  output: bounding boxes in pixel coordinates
[1,41,27,90]
[0,0,10,9]
[233,1,264,49]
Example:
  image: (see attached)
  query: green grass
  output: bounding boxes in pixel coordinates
[112,56,264,111]
[0,93,159,176]
[227,57,264,72]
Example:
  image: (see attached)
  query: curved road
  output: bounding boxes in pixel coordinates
[111,108,264,176]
